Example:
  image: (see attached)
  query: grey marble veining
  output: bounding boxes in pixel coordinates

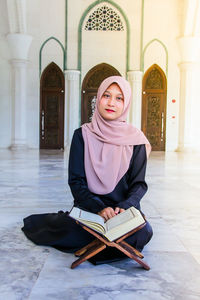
[0,150,200,300]
[28,250,200,300]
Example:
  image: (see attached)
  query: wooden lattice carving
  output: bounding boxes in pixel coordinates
[145,68,163,89]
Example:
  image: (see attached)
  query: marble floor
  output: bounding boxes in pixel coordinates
[0,149,200,300]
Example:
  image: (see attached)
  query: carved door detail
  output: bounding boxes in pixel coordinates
[40,62,65,149]
[81,63,121,124]
[142,65,167,151]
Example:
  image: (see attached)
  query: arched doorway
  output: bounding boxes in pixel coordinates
[40,62,65,149]
[81,63,121,124]
[142,64,167,151]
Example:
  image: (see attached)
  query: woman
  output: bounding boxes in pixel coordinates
[22,76,153,264]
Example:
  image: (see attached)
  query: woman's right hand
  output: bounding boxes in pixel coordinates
[98,207,116,222]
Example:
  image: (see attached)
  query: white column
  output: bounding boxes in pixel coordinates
[6,33,32,149]
[177,62,200,151]
[10,59,28,148]
[176,36,200,151]
[64,70,80,147]
[127,71,143,129]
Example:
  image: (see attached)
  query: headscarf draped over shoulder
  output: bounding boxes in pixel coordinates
[82,76,151,195]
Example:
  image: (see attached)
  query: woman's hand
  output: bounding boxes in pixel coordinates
[114,207,125,214]
[98,207,125,221]
[98,207,116,221]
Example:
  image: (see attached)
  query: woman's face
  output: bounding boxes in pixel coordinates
[98,83,124,121]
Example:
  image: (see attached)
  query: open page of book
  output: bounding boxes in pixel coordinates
[104,207,145,241]
[105,207,141,232]
[70,207,105,228]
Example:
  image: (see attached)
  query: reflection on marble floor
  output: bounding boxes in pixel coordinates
[0,149,200,300]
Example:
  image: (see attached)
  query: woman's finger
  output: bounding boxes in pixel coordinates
[109,208,116,218]
[114,207,120,214]
[106,210,113,220]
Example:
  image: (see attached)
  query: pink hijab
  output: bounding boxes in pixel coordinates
[82,76,151,195]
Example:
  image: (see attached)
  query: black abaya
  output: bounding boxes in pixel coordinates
[22,128,153,264]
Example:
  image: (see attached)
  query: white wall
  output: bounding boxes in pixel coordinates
[0,0,12,148]
[26,0,65,148]
[143,0,181,151]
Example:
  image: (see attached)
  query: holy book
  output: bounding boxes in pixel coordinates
[69,206,145,242]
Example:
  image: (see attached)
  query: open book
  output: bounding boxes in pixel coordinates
[69,206,145,242]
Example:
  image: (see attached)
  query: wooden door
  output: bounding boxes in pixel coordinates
[40,62,64,149]
[142,65,167,151]
[81,63,121,124]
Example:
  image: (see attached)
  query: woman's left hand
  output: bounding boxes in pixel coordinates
[114,207,125,215]
[98,207,116,221]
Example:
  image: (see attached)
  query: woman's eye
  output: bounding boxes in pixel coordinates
[116,97,123,101]
[104,93,110,98]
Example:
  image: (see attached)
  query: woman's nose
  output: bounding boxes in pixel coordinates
[108,97,115,106]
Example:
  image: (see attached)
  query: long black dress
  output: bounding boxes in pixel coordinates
[22,128,153,264]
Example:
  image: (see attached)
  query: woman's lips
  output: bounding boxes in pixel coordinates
[105,109,115,113]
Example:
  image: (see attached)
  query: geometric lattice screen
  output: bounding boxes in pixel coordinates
[85,5,124,31]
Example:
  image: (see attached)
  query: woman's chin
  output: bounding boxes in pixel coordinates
[102,115,117,121]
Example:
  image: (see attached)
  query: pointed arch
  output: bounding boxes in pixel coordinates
[78,0,130,73]
[142,39,168,77]
[39,37,66,76]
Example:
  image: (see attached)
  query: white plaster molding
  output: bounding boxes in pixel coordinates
[7,0,18,33]
[127,71,143,129]
[65,70,80,81]
[64,70,81,147]
[6,33,32,60]
[177,36,200,62]
[11,58,28,67]
[182,0,197,36]
[193,0,200,35]
[178,61,200,71]
[6,0,26,33]
[16,0,27,33]
[127,70,143,82]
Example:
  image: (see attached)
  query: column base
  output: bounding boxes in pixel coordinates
[10,143,28,150]
[175,145,200,153]
[64,143,70,154]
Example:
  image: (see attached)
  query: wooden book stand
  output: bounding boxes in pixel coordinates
[71,221,150,270]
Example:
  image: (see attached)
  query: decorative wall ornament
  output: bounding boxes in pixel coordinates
[146,94,161,147]
[85,5,124,31]
[145,68,163,89]
[43,65,62,88]
[147,96,161,128]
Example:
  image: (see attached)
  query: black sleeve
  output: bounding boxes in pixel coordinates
[68,128,106,214]
[117,144,148,210]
